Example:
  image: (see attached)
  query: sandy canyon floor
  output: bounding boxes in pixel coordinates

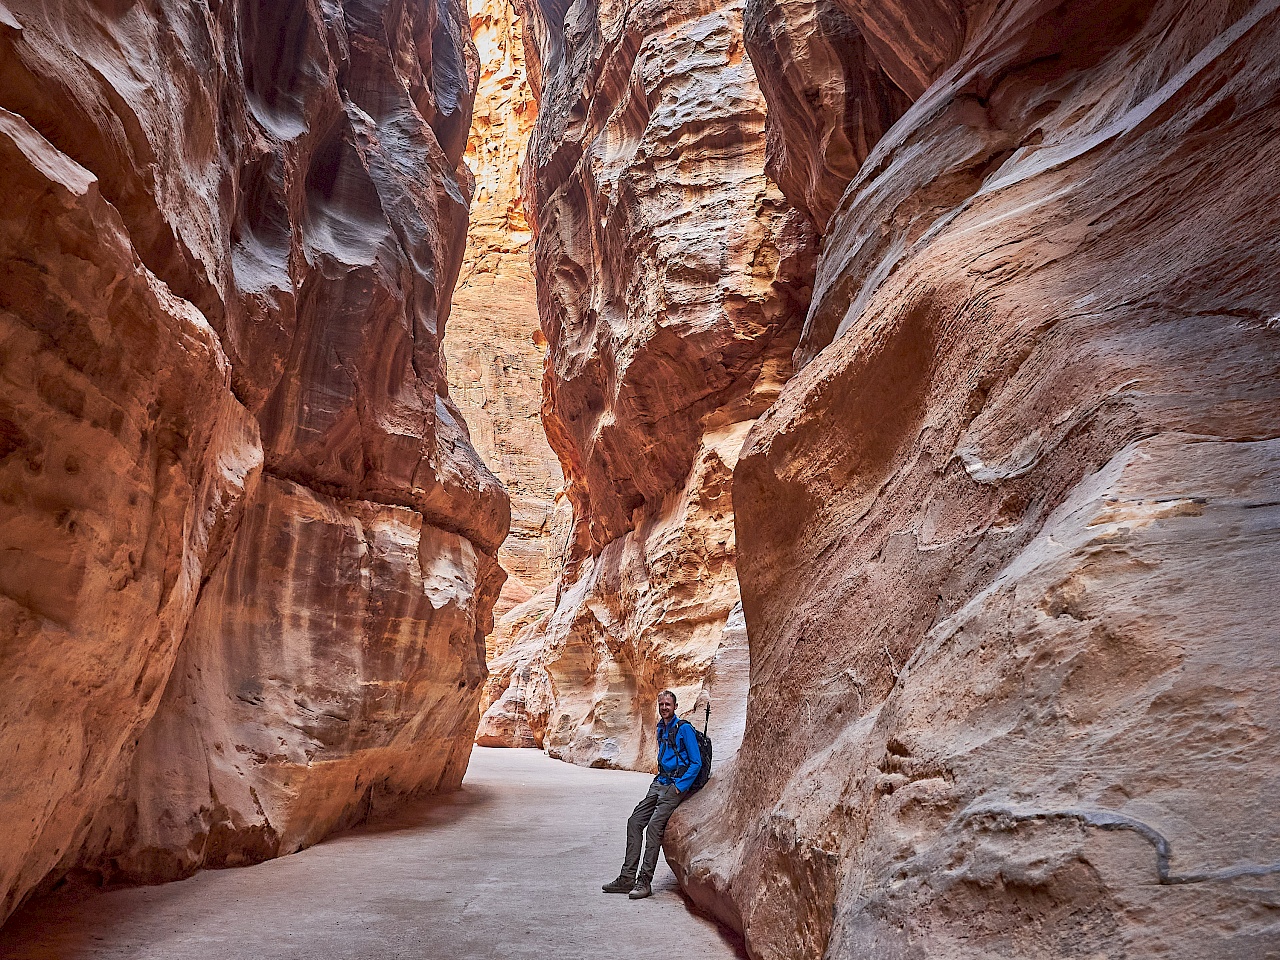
[1,749,740,960]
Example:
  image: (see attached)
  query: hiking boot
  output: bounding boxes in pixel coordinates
[628,880,652,900]
[602,875,635,894]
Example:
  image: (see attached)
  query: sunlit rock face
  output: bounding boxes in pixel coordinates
[462,0,538,269]
[667,2,1280,957]
[446,269,566,618]
[485,0,813,764]
[0,0,505,915]
[445,0,566,619]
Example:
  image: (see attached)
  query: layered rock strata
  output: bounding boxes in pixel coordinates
[476,585,558,747]
[446,273,566,617]
[667,2,1280,957]
[0,0,505,917]
[0,106,262,919]
[480,0,814,765]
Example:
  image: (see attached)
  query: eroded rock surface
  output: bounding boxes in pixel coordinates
[0,106,261,920]
[476,585,558,748]
[447,270,565,617]
[481,0,813,764]
[667,2,1280,957]
[0,0,505,916]
[461,0,538,269]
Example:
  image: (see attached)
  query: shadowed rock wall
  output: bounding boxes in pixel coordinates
[482,0,813,767]
[666,2,1280,957]
[0,0,505,917]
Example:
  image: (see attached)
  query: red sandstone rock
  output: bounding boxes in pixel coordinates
[667,2,1280,957]
[446,270,568,617]
[81,476,497,881]
[476,585,558,748]
[495,0,814,763]
[462,0,538,266]
[0,0,505,918]
[0,107,261,919]
[743,0,910,230]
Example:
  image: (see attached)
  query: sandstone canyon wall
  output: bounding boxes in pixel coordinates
[445,0,567,621]
[0,0,506,920]
[477,0,815,766]
[666,2,1280,958]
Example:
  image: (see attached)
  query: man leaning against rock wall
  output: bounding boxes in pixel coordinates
[602,690,703,900]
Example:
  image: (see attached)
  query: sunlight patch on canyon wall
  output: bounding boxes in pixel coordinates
[443,0,571,713]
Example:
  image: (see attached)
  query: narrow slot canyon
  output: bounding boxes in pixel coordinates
[1,1,1278,959]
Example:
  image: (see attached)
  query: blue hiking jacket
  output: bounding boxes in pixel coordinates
[655,715,702,793]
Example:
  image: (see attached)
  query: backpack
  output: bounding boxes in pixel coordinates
[664,708,713,795]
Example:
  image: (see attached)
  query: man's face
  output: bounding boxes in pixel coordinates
[657,695,676,722]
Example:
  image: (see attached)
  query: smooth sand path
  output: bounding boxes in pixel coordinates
[1,748,742,960]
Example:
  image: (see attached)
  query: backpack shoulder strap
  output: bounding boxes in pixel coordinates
[658,720,682,776]
[671,719,692,765]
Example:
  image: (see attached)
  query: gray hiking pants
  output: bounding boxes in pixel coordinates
[622,779,685,883]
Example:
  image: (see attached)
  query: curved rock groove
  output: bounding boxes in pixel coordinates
[0,749,743,960]
[962,805,1280,887]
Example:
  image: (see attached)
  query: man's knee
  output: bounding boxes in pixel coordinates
[652,796,682,827]
[646,807,675,838]
[628,790,659,829]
